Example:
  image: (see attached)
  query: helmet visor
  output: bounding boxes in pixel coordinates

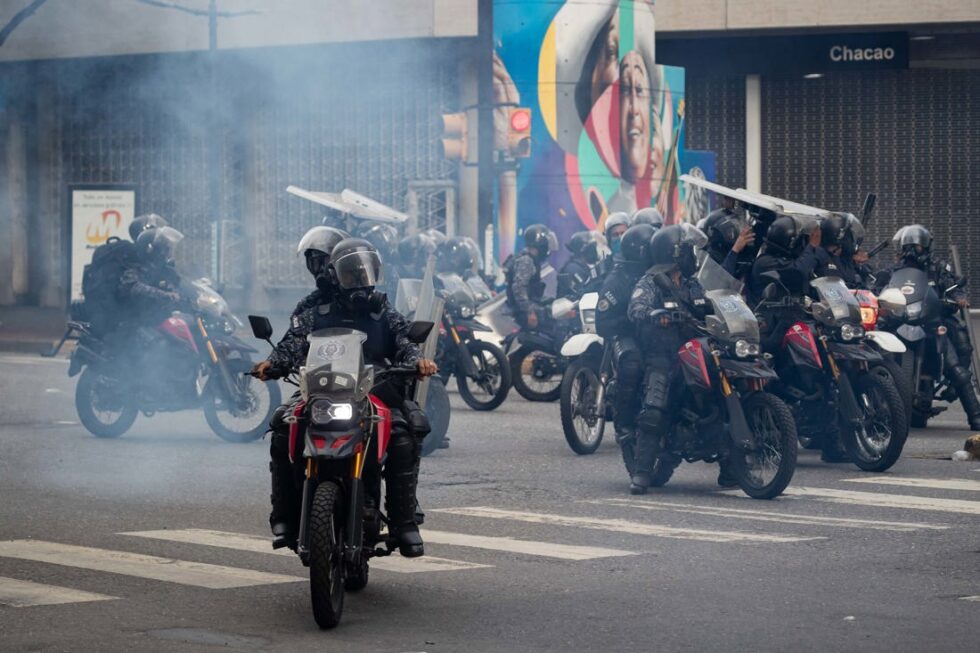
[679,222,708,250]
[546,229,559,254]
[333,250,384,290]
[152,226,184,258]
[897,225,931,248]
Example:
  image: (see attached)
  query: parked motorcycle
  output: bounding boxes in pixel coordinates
[760,272,908,472]
[248,316,433,629]
[627,259,799,499]
[852,288,914,413]
[435,272,511,411]
[558,292,613,455]
[64,278,279,442]
[878,266,962,428]
[504,298,579,402]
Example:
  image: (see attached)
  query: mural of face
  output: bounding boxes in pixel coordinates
[619,50,650,185]
[589,11,619,108]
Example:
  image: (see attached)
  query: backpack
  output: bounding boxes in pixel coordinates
[81,237,137,333]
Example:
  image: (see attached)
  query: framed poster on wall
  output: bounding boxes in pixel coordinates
[68,184,138,302]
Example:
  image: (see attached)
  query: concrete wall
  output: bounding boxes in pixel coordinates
[0,0,478,63]
[656,0,980,32]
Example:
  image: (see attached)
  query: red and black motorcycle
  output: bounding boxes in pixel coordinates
[61,278,279,442]
[248,316,433,629]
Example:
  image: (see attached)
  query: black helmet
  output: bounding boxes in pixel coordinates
[129,213,168,242]
[820,213,848,250]
[423,229,448,247]
[437,237,478,274]
[840,213,864,258]
[523,224,559,259]
[459,237,484,275]
[648,224,706,276]
[298,226,350,280]
[565,231,602,264]
[893,225,932,265]
[397,233,437,275]
[631,207,664,230]
[604,212,631,243]
[136,225,183,263]
[702,209,741,258]
[764,216,804,257]
[330,238,385,307]
[620,224,656,264]
[356,223,399,261]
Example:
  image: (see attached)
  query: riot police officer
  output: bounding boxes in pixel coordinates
[603,212,631,257]
[702,208,755,279]
[627,224,712,494]
[505,224,557,330]
[253,238,438,557]
[747,215,828,306]
[558,231,603,300]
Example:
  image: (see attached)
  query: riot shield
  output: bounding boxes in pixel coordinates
[949,245,980,394]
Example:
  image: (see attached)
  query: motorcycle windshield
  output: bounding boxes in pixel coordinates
[465,275,494,304]
[811,277,861,324]
[436,272,477,309]
[696,253,742,294]
[706,290,760,343]
[305,329,367,379]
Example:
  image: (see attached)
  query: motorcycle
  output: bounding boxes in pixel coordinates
[63,278,279,442]
[504,298,579,403]
[434,272,512,411]
[626,260,798,499]
[248,316,433,629]
[852,288,914,415]
[558,292,614,455]
[878,266,962,428]
[760,273,908,472]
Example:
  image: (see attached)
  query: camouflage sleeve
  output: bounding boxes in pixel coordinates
[510,255,536,313]
[117,266,176,304]
[267,306,314,375]
[384,304,423,367]
[627,275,663,326]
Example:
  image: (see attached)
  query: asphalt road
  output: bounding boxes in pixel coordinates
[0,353,977,652]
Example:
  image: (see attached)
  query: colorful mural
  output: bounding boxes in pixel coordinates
[493,0,687,260]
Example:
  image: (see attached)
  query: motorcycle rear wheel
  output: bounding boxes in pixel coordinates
[75,368,138,438]
[844,372,908,472]
[510,347,562,402]
[560,358,605,455]
[309,481,345,629]
[456,340,511,411]
[732,392,798,500]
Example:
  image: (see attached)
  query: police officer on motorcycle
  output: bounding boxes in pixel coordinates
[558,231,603,300]
[119,226,186,326]
[747,215,828,306]
[596,224,655,447]
[877,225,980,430]
[505,224,558,330]
[604,212,632,257]
[253,237,438,557]
[702,209,756,279]
[627,224,722,494]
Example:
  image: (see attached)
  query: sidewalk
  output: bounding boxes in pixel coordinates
[0,306,69,354]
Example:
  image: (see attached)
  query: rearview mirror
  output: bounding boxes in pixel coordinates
[248,315,274,341]
[407,321,434,344]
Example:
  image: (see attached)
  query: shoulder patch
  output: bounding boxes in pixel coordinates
[291,315,301,328]
[597,298,610,311]
[631,288,644,300]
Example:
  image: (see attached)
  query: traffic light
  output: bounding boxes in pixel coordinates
[507,107,532,158]
[440,112,468,162]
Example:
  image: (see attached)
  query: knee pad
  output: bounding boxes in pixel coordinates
[403,400,431,439]
[637,407,666,434]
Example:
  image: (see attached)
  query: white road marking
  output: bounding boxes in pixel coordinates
[959,595,980,602]
[585,498,948,532]
[843,476,980,493]
[724,487,980,516]
[122,529,491,573]
[0,540,302,589]
[0,576,116,607]
[422,530,636,560]
[431,507,822,544]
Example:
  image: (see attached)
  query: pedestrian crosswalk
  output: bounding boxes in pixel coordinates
[1,474,976,610]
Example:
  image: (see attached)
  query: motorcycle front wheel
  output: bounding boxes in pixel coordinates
[203,357,281,443]
[456,340,511,411]
[309,481,345,629]
[75,367,138,438]
[844,372,907,472]
[559,358,605,455]
[510,346,563,402]
[732,392,798,500]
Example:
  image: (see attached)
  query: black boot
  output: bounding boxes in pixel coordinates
[950,366,980,431]
[629,431,658,495]
[269,445,298,550]
[820,428,850,463]
[386,436,425,558]
[717,459,738,487]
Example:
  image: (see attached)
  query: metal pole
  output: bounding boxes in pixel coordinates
[476,0,494,248]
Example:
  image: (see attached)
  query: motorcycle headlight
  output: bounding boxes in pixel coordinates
[906,301,923,320]
[309,400,354,425]
[459,305,474,318]
[734,339,760,359]
[582,309,596,325]
[840,324,864,341]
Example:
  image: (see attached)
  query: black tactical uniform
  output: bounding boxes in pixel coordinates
[557,257,599,300]
[505,224,556,329]
[119,227,186,327]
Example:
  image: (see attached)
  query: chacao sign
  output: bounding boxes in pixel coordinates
[829,44,897,63]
